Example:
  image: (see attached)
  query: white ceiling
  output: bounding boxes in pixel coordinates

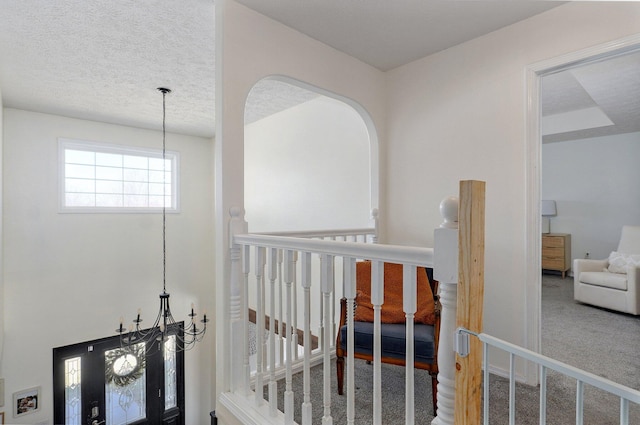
[0,1,638,141]
[235,0,560,72]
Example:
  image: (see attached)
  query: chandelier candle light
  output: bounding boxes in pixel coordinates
[116,87,208,352]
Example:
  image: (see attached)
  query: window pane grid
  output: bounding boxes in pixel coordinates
[60,139,178,212]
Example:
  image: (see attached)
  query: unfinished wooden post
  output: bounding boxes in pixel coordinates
[454,180,486,425]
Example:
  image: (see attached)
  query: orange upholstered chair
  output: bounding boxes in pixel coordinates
[335,262,440,416]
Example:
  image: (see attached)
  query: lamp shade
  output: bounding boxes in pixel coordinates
[541,200,557,216]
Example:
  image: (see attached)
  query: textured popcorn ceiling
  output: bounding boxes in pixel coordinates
[0,1,638,141]
[245,80,319,125]
[541,51,640,143]
[0,0,216,137]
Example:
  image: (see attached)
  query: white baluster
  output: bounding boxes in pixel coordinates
[404,264,417,425]
[371,260,384,425]
[229,207,247,394]
[254,246,266,407]
[331,237,337,346]
[278,249,285,366]
[268,248,278,416]
[432,196,459,425]
[344,257,357,425]
[292,251,299,359]
[321,254,334,425]
[242,244,251,395]
[371,208,379,244]
[301,252,313,425]
[318,252,325,350]
[284,250,295,424]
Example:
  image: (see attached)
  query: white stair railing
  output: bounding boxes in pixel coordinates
[456,327,640,425]
[223,212,440,425]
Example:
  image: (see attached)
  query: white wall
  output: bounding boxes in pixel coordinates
[385,2,640,381]
[542,132,640,263]
[2,109,214,424]
[215,0,386,414]
[245,96,371,232]
[216,1,640,414]
[0,92,4,367]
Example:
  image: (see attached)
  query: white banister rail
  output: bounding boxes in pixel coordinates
[256,228,376,239]
[221,201,458,425]
[222,213,439,424]
[456,327,640,425]
[233,234,434,266]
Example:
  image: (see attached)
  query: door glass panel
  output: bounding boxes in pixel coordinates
[105,343,147,425]
[64,357,82,425]
[164,335,177,409]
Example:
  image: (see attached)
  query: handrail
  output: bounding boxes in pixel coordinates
[233,233,434,267]
[474,331,640,404]
[256,228,375,239]
[456,327,640,425]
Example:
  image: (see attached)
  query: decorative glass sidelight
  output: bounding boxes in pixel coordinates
[64,357,82,425]
[164,335,178,409]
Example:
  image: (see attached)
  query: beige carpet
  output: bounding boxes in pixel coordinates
[267,273,640,424]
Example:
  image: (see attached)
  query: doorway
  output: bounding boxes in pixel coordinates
[53,330,185,425]
[526,34,640,383]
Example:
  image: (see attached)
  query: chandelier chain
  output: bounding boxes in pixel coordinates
[116,87,208,354]
[162,89,167,294]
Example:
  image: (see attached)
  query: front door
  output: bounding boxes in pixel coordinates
[53,331,184,425]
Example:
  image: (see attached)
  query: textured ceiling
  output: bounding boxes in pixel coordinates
[0,1,637,142]
[245,80,319,125]
[0,0,563,138]
[541,50,640,143]
[0,0,216,137]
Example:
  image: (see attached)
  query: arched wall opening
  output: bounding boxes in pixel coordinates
[244,76,378,233]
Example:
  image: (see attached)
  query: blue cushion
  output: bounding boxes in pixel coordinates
[339,321,435,364]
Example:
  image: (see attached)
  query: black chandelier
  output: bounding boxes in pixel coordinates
[116,87,208,353]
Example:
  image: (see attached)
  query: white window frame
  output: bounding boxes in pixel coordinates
[59,138,180,213]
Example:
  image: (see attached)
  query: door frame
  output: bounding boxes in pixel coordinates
[525,33,640,384]
[53,329,185,425]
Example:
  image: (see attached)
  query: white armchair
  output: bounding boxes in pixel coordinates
[574,225,640,315]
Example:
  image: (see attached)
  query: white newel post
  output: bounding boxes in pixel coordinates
[432,196,459,425]
[229,207,248,393]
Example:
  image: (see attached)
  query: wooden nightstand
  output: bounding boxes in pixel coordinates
[542,233,571,278]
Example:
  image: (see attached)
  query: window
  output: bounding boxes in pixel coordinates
[59,139,179,213]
